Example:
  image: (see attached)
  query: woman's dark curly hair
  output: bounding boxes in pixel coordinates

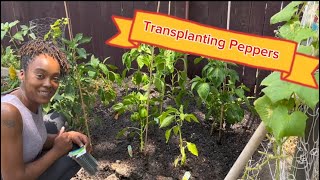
[18,39,70,77]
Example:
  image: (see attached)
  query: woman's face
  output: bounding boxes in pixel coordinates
[21,54,61,105]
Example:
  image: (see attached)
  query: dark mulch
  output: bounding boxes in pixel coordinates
[71,81,260,180]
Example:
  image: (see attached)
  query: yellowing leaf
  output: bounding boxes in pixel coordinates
[187,142,198,156]
[182,171,191,180]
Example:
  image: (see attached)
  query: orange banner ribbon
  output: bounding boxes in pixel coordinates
[106,10,319,89]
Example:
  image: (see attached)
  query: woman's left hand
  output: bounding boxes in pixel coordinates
[67,131,92,153]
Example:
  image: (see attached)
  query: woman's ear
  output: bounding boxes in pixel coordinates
[19,69,25,82]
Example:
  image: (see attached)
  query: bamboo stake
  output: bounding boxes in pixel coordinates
[64,1,73,40]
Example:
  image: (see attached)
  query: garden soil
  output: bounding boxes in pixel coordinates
[70,80,261,180]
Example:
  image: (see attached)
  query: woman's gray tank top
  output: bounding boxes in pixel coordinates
[1,94,47,163]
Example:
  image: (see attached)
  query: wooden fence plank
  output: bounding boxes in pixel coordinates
[228,1,252,87]
[1,1,16,47]
[172,1,187,72]
[255,1,284,97]
[1,1,15,23]
[187,1,209,78]
[1,2,66,48]
[68,1,100,61]
[208,1,228,28]
[205,1,229,82]
[100,2,124,73]
[173,1,186,19]
[243,1,267,97]
[159,1,169,14]
[9,1,65,25]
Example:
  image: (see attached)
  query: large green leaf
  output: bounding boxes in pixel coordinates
[137,55,145,69]
[99,63,109,76]
[88,70,96,78]
[185,114,199,123]
[65,83,75,101]
[112,103,124,111]
[197,83,210,101]
[186,142,198,156]
[225,103,244,124]
[254,95,276,132]
[79,36,92,44]
[74,33,83,42]
[269,106,308,142]
[261,72,281,86]
[191,81,200,92]
[293,28,317,43]
[154,76,164,92]
[294,72,319,110]
[270,1,303,24]
[122,52,131,69]
[133,71,142,85]
[8,20,19,28]
[1,30,6,40]
[278,22,317,43]
[278,22,295,41]
[76,48,87,59]
[165,129,172,143]
[194,57,204,64]
[261,72,319,109]
[173,125,179,135]
[90,56,100,68]
[160,115,175,128]
[261,80,294,103]
[297,45,313,55]
[13,31,24,41]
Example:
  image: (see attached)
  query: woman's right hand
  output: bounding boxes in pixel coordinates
[52,127,73,157]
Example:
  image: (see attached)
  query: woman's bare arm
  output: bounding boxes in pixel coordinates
[1,103,70,180]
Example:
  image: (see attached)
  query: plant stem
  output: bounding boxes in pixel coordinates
[140,118,144,152]
[160,76,165,113]
[217,104,224,143]
[170,72,176,99]
[183,54,188,77]
[8,31,19,50]
[144,46,155,154]
[178,121,183,150]
[275,143,282,180]
[126,126,141,131]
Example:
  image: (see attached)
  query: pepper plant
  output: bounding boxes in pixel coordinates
[190,58,254,143]
[159,105,199,167]
[153,48,190,111]
[113,44,191,153]
[113,44,158,153]
[112,91,151,152]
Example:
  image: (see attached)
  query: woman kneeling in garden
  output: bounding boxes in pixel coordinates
[1,39,92,180]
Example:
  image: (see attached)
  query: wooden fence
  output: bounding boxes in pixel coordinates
[1,1,291,98]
